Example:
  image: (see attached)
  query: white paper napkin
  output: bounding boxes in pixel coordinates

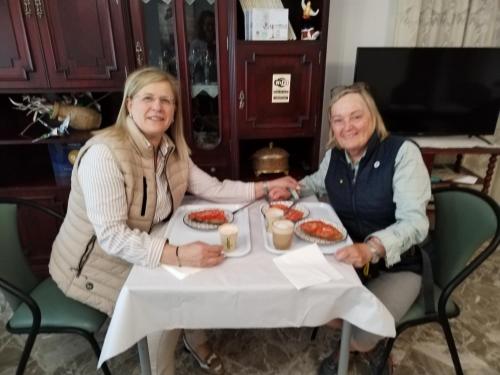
[273,244,343,290]
[161,264,202,280]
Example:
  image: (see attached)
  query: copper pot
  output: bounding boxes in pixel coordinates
[252,142,289,176]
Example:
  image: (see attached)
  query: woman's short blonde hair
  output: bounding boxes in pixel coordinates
[326,82,389,149]
[114,66,190,160]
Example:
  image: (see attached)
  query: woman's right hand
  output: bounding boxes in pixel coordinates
[176,241,225,268]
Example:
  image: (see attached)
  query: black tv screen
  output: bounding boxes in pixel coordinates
[353,47,500,136]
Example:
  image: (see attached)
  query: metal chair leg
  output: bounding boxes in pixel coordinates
[376,338,395,375]
[79,331,112,375]
[16,330,38,375]
[440,318,464,375]
[311,327,319,341]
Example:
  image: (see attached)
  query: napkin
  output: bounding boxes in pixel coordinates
[161,264,202,280]
[273,244,343,290]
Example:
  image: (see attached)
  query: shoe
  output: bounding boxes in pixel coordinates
[182,334,225,375]
[318,353,339,375]
[359,340,393,375]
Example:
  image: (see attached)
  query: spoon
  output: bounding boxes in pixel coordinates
[231,200,255,215]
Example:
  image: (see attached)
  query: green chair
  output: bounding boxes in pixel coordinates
[376,187,500,375]
[0,197,112,375]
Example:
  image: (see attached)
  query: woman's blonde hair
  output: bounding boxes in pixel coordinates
[114,66,190,160]
[326,82,389,149]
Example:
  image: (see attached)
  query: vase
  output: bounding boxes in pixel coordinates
[51,102,102,130]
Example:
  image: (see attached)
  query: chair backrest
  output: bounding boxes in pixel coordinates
[432,187,500,289]
[0,198,63,310]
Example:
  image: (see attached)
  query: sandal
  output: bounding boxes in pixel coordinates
[182,334,225,375]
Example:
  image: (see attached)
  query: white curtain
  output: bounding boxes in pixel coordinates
[394,0,500,47]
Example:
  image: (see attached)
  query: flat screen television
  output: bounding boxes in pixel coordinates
[353,47,500,136]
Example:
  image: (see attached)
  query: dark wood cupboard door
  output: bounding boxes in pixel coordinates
[0,0,48,89]
[37,0,130,90]
[235,43,322,139]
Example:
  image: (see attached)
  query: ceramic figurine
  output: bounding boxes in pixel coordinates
[301,0,320,40]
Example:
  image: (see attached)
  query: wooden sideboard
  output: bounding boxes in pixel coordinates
[413,136,500,194]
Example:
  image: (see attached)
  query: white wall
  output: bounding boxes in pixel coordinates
[320,0,500,201]
[320,0,397,157]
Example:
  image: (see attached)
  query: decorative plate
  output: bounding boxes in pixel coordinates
[260,200,310,222]
[183,209,234,231]
[294,218,347,245]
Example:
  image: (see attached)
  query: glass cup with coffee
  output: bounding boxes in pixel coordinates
[264,207,284,232]
[272,219,294,250]
[218,223,239,252]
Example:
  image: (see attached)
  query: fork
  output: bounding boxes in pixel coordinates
[282,188,300,215]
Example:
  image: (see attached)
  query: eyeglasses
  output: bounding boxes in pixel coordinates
[134,94,175,107]
[330,82,370,98]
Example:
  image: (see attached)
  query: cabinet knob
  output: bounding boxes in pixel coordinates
[239,90,245,109]
[210,167,216,174]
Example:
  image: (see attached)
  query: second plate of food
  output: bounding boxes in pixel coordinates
[294,218,347,245]
[261,200,310,222]
[183,208,234,231]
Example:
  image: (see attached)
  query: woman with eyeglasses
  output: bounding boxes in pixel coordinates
[274,83,431,374]
[48,66,298,375]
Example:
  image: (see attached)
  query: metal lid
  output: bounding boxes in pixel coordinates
[252,142,289,160]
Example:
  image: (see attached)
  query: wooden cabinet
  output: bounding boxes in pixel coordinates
[0,0,132,91]
[128,0,330,180]
[230,0,330,179]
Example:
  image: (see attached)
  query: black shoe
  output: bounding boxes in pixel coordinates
[318,353,339,375]
[359,340,392,375]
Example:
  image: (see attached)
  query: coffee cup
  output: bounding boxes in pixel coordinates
[218,223,239,252]
[264,207,284,232]
[272,219,294,250]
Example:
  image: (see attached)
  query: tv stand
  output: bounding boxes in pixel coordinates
[411,136,500,194]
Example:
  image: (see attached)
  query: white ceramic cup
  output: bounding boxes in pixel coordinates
[272,219,294,250]
[218,223,239,252]
[264,207,284,232]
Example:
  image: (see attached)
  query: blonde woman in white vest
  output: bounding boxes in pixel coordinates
[49,66,298,375]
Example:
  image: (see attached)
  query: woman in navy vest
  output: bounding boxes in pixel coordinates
[275,83,431,374]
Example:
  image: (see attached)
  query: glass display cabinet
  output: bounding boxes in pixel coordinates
[129,0,232,179]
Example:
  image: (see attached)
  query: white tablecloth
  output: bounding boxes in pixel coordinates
[98,198,395,367]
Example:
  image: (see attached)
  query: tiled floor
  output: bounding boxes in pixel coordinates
[1,249,499,375]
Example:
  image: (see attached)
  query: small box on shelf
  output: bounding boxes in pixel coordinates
[48,143,82,186]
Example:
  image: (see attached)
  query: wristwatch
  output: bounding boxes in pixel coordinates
[366,243,382,264]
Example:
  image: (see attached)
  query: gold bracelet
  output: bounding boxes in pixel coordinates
[175,246,181,267]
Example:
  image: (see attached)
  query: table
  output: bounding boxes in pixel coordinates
[98,198,395,374]
[412,135,500,194]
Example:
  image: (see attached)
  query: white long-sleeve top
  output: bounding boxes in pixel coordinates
[78,143,255,268]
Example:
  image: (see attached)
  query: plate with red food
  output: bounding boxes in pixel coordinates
[183,208,234,231]
[261,200,310,222]
[294,218,347,246]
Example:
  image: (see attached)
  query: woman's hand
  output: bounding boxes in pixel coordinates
[262,176,300,200]
[334,243,372,268]
[178,242,225,267]
[268,186,291,200]
[162,242,224,267]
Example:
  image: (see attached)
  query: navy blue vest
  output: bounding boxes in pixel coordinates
[325,134,405,243]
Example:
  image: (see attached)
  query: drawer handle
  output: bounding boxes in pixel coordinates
[23,0,32,17]
[135,41,144,67]
[34,0,43,18]
[239,90,245,109]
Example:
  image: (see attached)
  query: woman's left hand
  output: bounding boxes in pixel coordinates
[335,243,372,268]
